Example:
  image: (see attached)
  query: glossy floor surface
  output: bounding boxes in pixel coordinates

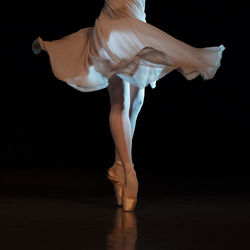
[0,169,249,250]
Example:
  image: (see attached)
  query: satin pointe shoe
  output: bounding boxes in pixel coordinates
[107,161,125,206]
[123,163,138,212]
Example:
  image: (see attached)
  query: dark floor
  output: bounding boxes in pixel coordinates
[0,168,250,250]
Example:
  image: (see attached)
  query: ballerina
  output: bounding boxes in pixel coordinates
[32,0,225,211]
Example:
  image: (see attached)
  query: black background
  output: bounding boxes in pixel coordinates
[1,1,249,191]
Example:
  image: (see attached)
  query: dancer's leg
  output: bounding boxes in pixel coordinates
[114,85,145,164]
[108,75,140,211]
[108,75,132,165]
[129,85,145,137]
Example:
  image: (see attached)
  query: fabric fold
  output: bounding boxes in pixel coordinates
[36,0,225,92]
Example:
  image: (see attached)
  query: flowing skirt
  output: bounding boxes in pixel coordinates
[36,2,225,92]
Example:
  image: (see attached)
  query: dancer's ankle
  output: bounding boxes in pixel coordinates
[115,160,123,166]
[124,162,134,170]
[112,160,124,175]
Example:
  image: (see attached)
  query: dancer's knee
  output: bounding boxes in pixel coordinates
[108,75,130,114]
[110,99,130,114]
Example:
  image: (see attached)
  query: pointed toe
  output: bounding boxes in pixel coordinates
[123,198,137,212]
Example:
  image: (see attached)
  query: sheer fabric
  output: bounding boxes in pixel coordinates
[37,0,225,92]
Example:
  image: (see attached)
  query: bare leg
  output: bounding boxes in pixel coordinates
[114,84,145,164]
[129,84,145,138]
[108,75,132,165]
[108,75,142,211]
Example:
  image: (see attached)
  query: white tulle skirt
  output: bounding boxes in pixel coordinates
[37,0,225,92]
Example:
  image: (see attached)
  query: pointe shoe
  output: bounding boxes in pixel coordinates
[32,37,41,55]
[107,161,125,206]
[123,163,138,212]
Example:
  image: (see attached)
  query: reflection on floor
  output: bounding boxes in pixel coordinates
[106,208,137,250]
[0,168,249,250]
